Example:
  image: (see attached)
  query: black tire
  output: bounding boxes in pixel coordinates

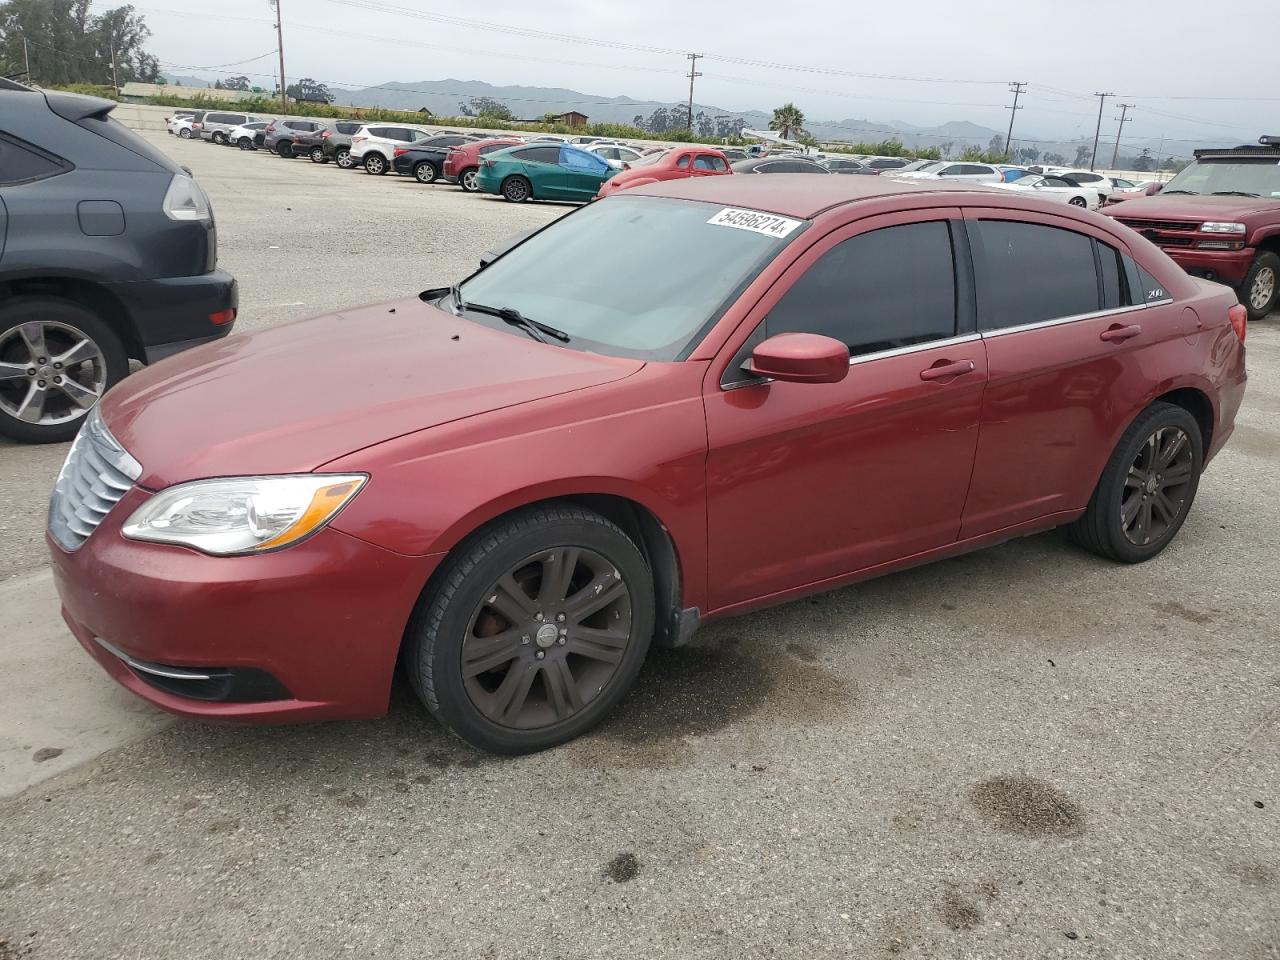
[405,504,655,754]
[237,137,254,151]
[364,153,388,175]
[0,297,129,444]
[501,175,532,203]
[310,146,327,163]
[178,128,192,139]
[275,141,293,158]
[1069,402,1203,563]
[335,147,353,169]
[1239,251,1280,321]
[458,167,480,192]
[212,131,227,145]
[413,161,439,184]
[1069,196,1088,207]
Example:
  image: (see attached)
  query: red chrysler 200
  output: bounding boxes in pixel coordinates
[48,177,1247,754]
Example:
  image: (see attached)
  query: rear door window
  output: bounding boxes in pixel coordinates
[695,155,728,171]
[971,220,1101,330]
[767,220,959,357]
[513,146,560,164]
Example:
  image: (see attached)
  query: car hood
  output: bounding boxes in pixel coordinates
[1103,194,1279,220]
[101,298,643,489]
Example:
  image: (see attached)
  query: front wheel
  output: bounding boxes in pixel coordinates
[237,137,254,150]
[335,147,353,169]
[1240,251,1279,321]
[459,167,480,192]
[364,154,387,175]
[211,131,227,145]
[1069,402,1202,563]
[405,504,654,754]
[1069,196,1088,207]
[414,161,439,184]
[501,175,532,203]
[310,146,327,163]
[275,141,293,158]
[0,297,129,444]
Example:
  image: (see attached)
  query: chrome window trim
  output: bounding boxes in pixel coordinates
[979,300,1168,339]
[848,332,982,367]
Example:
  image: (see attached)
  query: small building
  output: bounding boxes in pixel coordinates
[119,82,243,104]
[554,111,588,129]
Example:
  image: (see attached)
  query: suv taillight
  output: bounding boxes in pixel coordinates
[162,174,212,222]
[352,135,367,143]
[191,122,203,130]
[266,123,276,132]
[1228,304,1248,343]
[322,130,331,138]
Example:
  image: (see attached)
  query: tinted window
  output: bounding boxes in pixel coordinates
[940,165,964,176]
[513,146,560,163]
[336,122,361,134]
[676,155,691,169]
[1098,241,1124,309]
[206,113,231,124]
[973,220,1100,330]
[0,134,69,185]
[961,165,993,176]
[767,221,958,357]
[478,143,508,155]
[367,126,392,138]
[694,155,728,171]
[438,136,470,147]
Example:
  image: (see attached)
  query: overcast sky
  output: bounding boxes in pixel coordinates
[128,0,1274,150]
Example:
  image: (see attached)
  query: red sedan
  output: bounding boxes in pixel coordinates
[442,137,523,192]
[595,146,732,197]
[49,176,1247,754]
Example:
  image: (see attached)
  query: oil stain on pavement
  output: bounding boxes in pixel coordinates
[969,775,1085,838]
[605,852,640,883]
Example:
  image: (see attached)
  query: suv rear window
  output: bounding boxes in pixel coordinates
[335,122,361,134]
[0,134,70,185]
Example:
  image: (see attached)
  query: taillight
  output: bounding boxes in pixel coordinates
[266,123,276,132]
[1228,304,1248,343]
[393,148,408,157]
[321,130,331,139]
[208,308,236,326]
[621,162,631,171]
[353,135,367,143]
[191,122,203,131]
[480,158,494,168]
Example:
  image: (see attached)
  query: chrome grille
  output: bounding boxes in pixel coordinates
[48,408,142,551]
[1115,218,1202,233]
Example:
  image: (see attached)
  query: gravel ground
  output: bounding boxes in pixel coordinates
[0,131,1278,960]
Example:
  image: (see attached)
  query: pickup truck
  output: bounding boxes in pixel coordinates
[1104,136,1280,320]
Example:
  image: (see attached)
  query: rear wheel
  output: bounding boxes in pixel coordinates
[0,297,129,444]
[405,504,654,754]
[310,146,327,163]
[1069,196,1088,207]
[275,141,292,158]
[211,131,227,145]
[364,153,387,175]
[335,147,353,169]
[1240,251,1279,321]
[459,167,480,192]
[237,137,254,150]
[1069,402,1202,563]
[178,128,192,139]
[414,161,439,184]
[501,175,532,203]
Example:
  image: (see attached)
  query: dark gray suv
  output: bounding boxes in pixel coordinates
[0,80,237,443]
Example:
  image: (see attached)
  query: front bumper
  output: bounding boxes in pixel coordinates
[104,270,239,364]
[1164,247,1255,287]
[49,487,440,723]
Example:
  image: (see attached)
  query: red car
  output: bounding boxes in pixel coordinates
[442,137,524,192]
[49,177,1247,754]
[595,146,732,198]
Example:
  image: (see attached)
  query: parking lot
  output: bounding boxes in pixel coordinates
[1,129,1278,959]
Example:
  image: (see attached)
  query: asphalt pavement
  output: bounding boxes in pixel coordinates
[0,131,1277,960]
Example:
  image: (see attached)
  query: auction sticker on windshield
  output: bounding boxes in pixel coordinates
[707,208,803,238]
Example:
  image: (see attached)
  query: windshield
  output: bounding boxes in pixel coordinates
[457,196,806,361]
[1162,157,1280,197]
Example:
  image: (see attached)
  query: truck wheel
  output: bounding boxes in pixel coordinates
[0,297,129,444]
[1240,251,1279,321]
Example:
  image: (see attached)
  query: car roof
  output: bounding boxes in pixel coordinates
[627,173,1031,219]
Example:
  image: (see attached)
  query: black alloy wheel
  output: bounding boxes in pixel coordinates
[1070,402,1202,563]
[501,175,532,203]
[406,504,654,754]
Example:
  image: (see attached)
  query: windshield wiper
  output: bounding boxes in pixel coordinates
[1210,190,1261,197]
[1161,189,1199,195]
[460,300,571,343]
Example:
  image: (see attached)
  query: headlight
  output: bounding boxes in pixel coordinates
[122,475,366,555]
[1200,222,1246,235]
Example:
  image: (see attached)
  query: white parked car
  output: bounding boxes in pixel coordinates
[991,174,1102,209]
[586,143,644,169]
[896,161,1004,184]
[197,111,262,145]
[167,113,204,139]
[226,121,270,151]
[348,123,435,175]
[1055,169,1115,200]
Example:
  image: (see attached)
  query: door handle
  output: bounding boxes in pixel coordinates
[919,359,976,381]
[1100,323,1142,343]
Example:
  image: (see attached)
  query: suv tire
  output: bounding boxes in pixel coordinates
[364,153,388,175]
[211,131,227,145]
[1069,401,1202,563]
[0,297,129,444]
[405,504,654,754]
[1240,251,1279,321]
[275,141,293,158]
[335,147,353,169]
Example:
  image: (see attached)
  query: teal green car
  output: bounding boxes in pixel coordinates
[475,143,614,203]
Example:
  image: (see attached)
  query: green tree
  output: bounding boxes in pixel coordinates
[286,77,334,104]
[460,96,513,121]
[1017,145,1041,164]
[769,103,805,141]
[988,135,1007,159]
[1043,152,1067,165]
[1132,147,1154,172]
[223,74,250,92]
[0,0,159,85]
[1073,144,1092,167]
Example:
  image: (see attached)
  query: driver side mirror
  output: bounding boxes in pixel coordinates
[746,333,850,384]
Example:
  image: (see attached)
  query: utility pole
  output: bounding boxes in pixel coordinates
[1090,91,1112,171]
[272,0,287,110]
[22,35,30,81]
[685,53,702,131]
[110,43,119,93]
[1110,104,1134,170]
[1003,81,1026,157]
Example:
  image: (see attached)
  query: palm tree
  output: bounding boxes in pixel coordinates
[769,103,805,142]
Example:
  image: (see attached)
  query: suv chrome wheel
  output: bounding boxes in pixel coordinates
[0,320,105,427]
